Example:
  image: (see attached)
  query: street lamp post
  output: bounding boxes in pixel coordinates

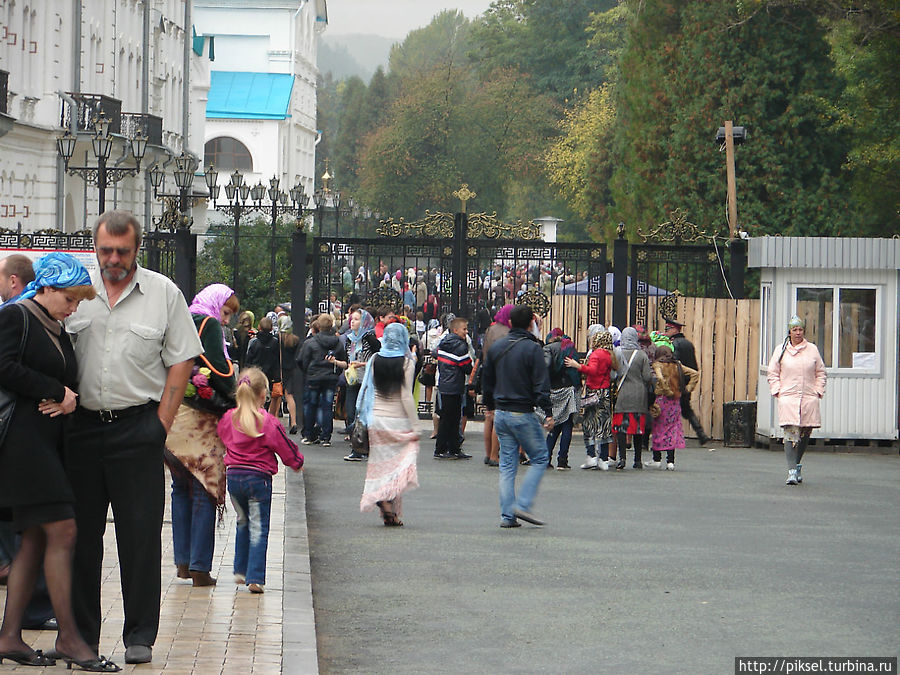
[204,166,251,296]
[147,152,200,300]
[56,112,148,214]
[147,152,198,231]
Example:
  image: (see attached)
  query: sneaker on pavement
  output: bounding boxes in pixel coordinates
[580,456,598,470]
[320,440,331,447]
[234,574,246,584]
[786,469,799,485]
[795,463,803,483]
[344,452,366,461]
[434,452,456,460]
[644,461,661,468]
[556,462,571,471]
[666,462,675,471]
[248,583,265,593]
[597,459,609,471]
[632,463,643,470]
[454,450,472,460]
[500,520,521,528]
[615,458,626,470]
[301,438,318,445]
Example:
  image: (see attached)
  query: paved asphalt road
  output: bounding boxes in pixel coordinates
[294,426,899,674]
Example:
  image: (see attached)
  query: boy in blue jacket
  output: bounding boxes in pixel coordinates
[434,317,472,459]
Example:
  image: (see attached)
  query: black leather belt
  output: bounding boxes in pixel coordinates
[78,401,158,424]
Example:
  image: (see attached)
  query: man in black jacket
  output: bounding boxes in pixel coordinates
[482,304,554,528]
[663,317,711,445]
[299,314,347,446]
[434,317,473,459]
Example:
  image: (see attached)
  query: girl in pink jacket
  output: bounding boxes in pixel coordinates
[217,367,303,593]
[767,316,827,485]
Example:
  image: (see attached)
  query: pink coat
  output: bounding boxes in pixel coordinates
[767,339,827,428]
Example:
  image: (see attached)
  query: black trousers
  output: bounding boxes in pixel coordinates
[435,393,463,455]
[66,406,166,649]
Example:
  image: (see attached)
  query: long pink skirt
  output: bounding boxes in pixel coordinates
[359,415,419,517]
[652,395,685,452]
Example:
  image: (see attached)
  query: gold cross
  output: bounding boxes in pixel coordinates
[453,184,476,213]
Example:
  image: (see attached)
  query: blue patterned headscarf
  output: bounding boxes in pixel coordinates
[16,252,92,302]
[355,323,412,428]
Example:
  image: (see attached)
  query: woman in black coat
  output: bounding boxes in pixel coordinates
[0,252,120,671]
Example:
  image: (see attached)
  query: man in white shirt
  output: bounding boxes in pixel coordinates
[65,210,202,665]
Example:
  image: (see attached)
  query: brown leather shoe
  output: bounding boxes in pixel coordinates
[176,564,190,579]
[189,571,217,587]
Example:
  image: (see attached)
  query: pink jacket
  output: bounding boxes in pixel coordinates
[767,339,827,428]
[218,409,304,475]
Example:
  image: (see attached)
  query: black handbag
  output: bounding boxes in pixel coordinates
[0,304,29,447]
[350,421,369,455]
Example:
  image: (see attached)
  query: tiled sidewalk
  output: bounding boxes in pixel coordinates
[1,468,318,674]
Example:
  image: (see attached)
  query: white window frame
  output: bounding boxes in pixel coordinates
[791,283,882,376]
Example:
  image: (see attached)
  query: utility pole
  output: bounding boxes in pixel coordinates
[724,120,738,241]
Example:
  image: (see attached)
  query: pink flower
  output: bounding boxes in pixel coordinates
[192,373,209,387]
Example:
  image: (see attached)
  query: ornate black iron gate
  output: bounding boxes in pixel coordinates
[311,206,607,350]
[629,210,732,328]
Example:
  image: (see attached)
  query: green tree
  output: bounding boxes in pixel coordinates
[545,84,618,240]
[470,0,619,103]
[197,216,298,320]
[612,0,852,237]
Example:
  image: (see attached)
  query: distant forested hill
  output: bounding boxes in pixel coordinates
[318,34,395,82]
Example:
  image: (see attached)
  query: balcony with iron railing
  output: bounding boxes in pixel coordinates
[121,112,163,146]
[59,93,122,133]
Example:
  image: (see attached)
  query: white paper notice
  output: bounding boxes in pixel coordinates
[852,352,876,369]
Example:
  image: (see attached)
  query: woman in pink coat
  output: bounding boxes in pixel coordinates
[767,316,827,485]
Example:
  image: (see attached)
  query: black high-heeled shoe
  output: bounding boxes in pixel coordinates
[0,649,56,666]
[57,651,121,672]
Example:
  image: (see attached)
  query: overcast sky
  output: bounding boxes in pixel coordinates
[325,0,494,38]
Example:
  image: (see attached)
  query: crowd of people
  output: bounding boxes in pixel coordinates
[0,209,827,667]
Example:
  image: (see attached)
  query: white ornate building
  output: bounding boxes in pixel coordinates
[194,0,326,208]
[0,1,212,233]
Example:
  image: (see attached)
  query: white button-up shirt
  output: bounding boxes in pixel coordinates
[66,265,202,411]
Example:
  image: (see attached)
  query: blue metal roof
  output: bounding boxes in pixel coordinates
[206,71,294,120]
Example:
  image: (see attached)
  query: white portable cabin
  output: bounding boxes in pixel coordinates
[750,237,900,441]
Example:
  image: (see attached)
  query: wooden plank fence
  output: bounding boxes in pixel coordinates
[548,295,761,441]
[667,297,760,441]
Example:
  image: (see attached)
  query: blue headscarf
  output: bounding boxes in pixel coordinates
[355,323,412,428]
[16,252,92,303]
[347,309,376,361]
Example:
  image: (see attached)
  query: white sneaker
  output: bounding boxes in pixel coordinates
[580,456,598,470]
[666,462,675,471]
[597,459,609,471]
[795,464,803,483]
[786,469,799,485]
[644,461,661,468]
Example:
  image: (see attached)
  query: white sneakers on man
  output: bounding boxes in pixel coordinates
[580,456,598,469]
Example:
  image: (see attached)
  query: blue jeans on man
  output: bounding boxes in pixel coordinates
[170,473,216,573]
[304,381,335,443]
[494,410,549,525]
[227,471,273,586]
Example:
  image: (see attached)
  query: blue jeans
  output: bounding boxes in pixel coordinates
[171,472,216,572]
[227,471,273,586]
[494,410,549,523]
[546,415,574,465]
[304,381,335,442]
